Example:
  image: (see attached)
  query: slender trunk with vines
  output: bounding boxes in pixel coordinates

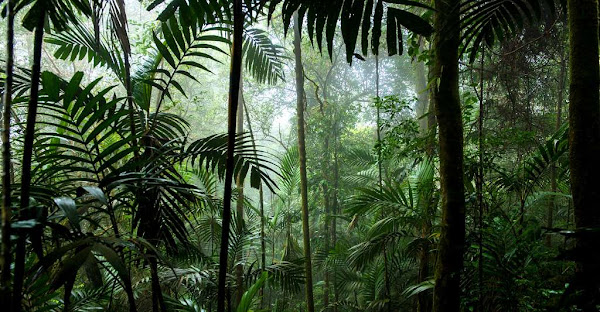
[293,11,315,312]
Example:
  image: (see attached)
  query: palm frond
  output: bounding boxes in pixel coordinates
[266,0,433,63]
[185,132,281,192]
[460,0,561,62]
[147,19,229,107]
[243,27,286,84]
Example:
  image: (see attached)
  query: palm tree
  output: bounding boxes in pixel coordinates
[14,5,51,311]
[217,0,244,311]
[346,159,438,310]
[0,2,282,310]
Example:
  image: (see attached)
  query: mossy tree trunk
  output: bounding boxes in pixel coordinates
[431,0,466,309]
[567,0,600,308]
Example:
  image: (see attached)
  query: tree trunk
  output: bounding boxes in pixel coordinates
[546,47,566,247]
[476,48,485,312]
[375,55,392,312]
[426,61,437,156]
[258,184,266,308]
[567,0,600,308]
[431,0,466,309]
[217,1,243,311]
[414,48,429,136]
[293,12,316,312]
[149,257,166,312]
[414,45,433,312]
[331,130,340,312]
[1,0,15,305]
[234,78,245,307]
[322,116,330,311]
[13,10,46,311]
[241,101,267,308]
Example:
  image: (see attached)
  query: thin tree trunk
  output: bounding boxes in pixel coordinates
[322,117,330,311]
[426,60,437,156]
[217,1,243,311]
[414,44,433,312]
[293,12,315,312]
[1,0,15,305]
[309,66,332,311]
[150,257,166,312]
[567,0,600,308]
[243,100,267,307]
[258,184,266,308]
[431,0,466,309]
[234,78,245,307]
[476,48,485,312]
[331,130,340,312]
[546,48,566,247]
[414,48,429,136]
[114,0,139,160]
[13,10,46,311]
[375,55,392,312]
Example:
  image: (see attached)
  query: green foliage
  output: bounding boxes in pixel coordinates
[460,0,562,62]
[236,272,268,312]
[243,28,286,84]
[266,0,434,63]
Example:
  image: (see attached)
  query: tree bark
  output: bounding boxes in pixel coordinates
[567,0,600,308]
[217,1,243,311]
[414,48,429,136]
[13,9,46,312]
[293,12,316,312]
[431,0,466,309]
[1,0,15,306]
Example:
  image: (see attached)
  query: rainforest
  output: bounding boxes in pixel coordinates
[0,0,599,311]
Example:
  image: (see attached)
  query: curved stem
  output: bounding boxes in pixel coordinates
[217,1,243,311]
